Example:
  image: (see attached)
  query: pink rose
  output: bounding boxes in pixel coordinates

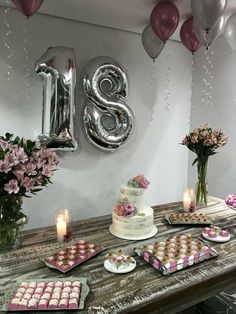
[113,204,124,216]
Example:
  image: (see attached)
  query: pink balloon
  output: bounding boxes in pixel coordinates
[150,1,180,43]
[12,0,44,18]
[180,17,202,53]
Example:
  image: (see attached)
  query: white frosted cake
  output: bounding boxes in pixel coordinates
[109,176,157,240]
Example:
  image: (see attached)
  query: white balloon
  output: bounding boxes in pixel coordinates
[142,25,164,60]
[225,13,236,51]
[193,16,225,47]
[191,0,227,30]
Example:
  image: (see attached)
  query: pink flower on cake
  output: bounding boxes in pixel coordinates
[127,175,150,189]
[4,179,20,194]
[113,204,124,216]
[123,202,135,217]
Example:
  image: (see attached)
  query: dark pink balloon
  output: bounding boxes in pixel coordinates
[180,17,202,53]
[12,0,44,18]
[150,1,180,43]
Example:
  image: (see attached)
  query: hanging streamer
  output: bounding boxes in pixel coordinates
[202,47,214,107]
[3,0,15,80]
[23,20,30,99]
[189,58,196,125]
[164,49,171,111]
[149,61,157,121]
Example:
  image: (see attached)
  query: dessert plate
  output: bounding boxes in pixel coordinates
[201,226,231,243]
[104,258,136,274]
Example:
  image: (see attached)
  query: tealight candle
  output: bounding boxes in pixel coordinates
[183,188,196,212]
[56,214,67,242]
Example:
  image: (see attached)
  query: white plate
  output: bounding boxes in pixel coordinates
[202,231,231,243]
[104,258,136,274]
[109,225,158,241]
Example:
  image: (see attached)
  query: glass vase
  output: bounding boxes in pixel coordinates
[0,195,27,252]
[195,158,208,208]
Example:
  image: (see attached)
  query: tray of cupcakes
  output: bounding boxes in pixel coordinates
[134,233,218,275]
[165,213,212,225]
[2,277,89,311]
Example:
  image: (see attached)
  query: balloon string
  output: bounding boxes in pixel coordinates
[149,61,156,121]
[23,20,30,99]
[164,48,171,111]
[3,1,15,80]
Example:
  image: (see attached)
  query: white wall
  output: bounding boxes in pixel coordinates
[0,8,192,229]
[189,36,235,199]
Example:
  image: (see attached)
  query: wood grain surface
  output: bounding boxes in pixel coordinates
[0,196,235,314]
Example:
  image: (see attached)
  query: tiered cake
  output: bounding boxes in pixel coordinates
[109,175,157,240]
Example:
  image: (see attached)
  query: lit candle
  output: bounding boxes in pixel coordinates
[64,208,69,223]
[56,214,67,242]
[183,188,196,212]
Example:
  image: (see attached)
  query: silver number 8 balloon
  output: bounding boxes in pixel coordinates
[82,56,134,152]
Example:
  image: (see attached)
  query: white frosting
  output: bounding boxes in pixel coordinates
[120,185,145,210]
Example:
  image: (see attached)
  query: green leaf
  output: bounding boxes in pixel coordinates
[192,157,198,166]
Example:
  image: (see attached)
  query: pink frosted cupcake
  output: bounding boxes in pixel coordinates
[208,231,217,238]
[48,298,59,309]
[20,282,29,289]
[23,293,32,300]
[28,282,37,289]
[41,292,51,300]
[28,298,39,309]
[68,298,79,309]
[44,286,53,293]
[58,298,69,309]
[31,293,41,300]
[61,292,70,299]
[38,298,49,309]
[8,298,21,310]
[219,230,229,237]
[34,287,44,294]
[18,298,29,310]
[47,281,55,288]
[37,282,46,289]
[72,281,81,288]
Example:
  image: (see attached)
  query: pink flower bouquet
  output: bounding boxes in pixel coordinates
[0,133,59,197]
[0,133,59,250]
[113,198,136,217]
[127,175,150,189]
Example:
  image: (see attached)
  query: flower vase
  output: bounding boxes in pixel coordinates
[195,158,208,208]
[0,196,27,252]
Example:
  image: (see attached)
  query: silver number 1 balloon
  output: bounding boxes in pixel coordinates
[82,56,134,152]
[35,46,78,151]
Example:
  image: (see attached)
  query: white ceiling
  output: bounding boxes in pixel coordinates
[7,0,236,40]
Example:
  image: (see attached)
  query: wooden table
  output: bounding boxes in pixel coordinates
[0,196,236,314]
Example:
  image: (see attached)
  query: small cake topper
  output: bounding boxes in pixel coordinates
[127,175,150,189]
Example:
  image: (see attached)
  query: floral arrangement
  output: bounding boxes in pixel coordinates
[0,133,59,198]
[181,125,227,207]
[113,198,136,217]
[225,194,236,209]
[181,124,228,160]
[127,175,150,189]
[106,249,135,269]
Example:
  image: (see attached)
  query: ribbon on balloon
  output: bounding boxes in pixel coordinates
[82,57,134,152]
[35,46,78,151]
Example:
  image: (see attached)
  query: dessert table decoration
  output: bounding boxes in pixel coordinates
[82,56,134,152]
[142,24,164,61]
[35,46,78,151]
[0,133,58,252]
[104,249,136,274]
[1,277,89,311]
[135,233,218,275]
[225,194,236,210]
[202,226,231,243]
[12,0,44,18]
[165,213,212,225]
[43,240,103,273]
[181,125,228,207]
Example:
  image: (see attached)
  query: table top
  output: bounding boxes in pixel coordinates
[0,196,236,314]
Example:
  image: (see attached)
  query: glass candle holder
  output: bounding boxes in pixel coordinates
[183,188,196,212]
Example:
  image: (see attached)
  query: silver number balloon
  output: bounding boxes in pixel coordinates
[82,57,134,152]
[142,24,164,61]
[193,16,225,47]
[35,46,78,151]
[225,13,236,51]
[191,0,227,31]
